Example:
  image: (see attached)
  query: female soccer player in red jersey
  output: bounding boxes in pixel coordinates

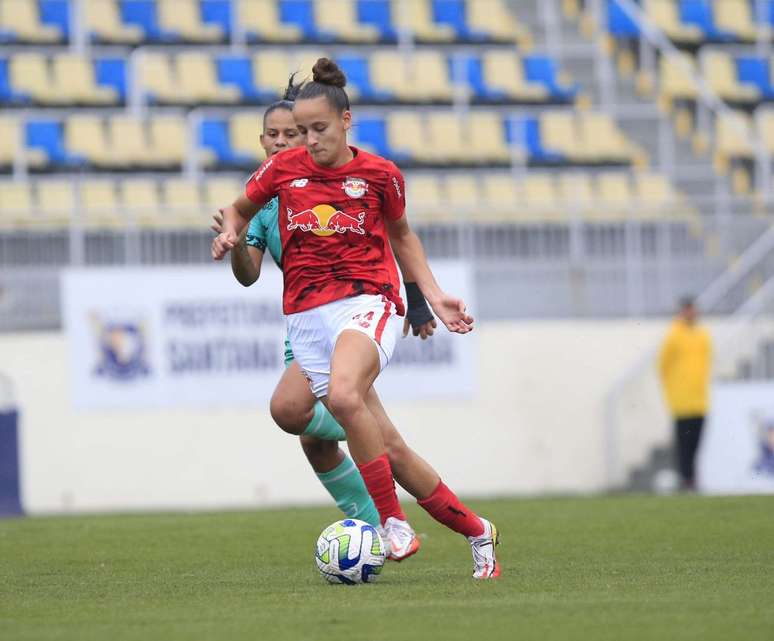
[212,59,499,579]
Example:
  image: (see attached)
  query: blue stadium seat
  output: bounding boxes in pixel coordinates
[353,118,408,161]
[201,0,232,37]
[524,56,579,103]
[200,119,254,166]
[94,58,127,101]
[39,0,70,40]
[736,56,774,99]
[607,0,640,37]
[120,0,179,42]
[337,55,392,101]
[457,56,505,101]
[757,0,774,26]
[357,0,397,41]
[25,120,83,167]
[0,59,29,104]
[679,0,735,41]
[505,117,564,164]
[217,56,275,102]
[279,0,334,41]
[432,0,487,41]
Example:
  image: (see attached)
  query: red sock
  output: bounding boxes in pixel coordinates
[417,480,485,537]
[357,454,405,525]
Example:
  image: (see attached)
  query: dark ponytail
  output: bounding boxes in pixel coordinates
[263,72,303,125]
[296,58,350,113]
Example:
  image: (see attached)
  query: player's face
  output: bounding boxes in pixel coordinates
[293,96,351,167]
[260,109,304,158]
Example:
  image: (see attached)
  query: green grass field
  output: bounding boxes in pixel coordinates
[1,495,772,641]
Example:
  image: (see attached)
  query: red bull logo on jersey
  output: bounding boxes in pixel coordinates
[286,205,365,236]
[342,176,368,198]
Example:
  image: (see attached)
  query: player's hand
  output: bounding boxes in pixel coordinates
[210,208,224,234]
[212,231,237,260]
[430,295,474,334]
[403,317,437,340]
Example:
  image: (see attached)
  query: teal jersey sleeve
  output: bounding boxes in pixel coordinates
[245,197,282,267]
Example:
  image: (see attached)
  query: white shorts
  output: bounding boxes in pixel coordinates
[286,294,402,398]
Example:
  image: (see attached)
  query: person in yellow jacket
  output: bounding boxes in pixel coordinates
[658,297,712,490]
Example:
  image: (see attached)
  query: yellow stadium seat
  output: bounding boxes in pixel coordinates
[138,52,186,104]
[595,173,633,221]
[467,0,529,43]
[645,0,702,45]
[161,178,206,227]
[314,0,379,42]
[481,174,519,219]
[522,175,563,222]
[240,0,302,42]
[65,115,113,168]
[540,112,583,161]
[148,116,188,168]
[408,51,453,102]
[425,112,467,162]
[482,51,548,102]
[579,113,638,164]
[107,116,151,168]
[715,111,754,164]
[632,171,675,218]
[85,0,143,44]
[158,0,223,42]
[443,175,480,216]
[370,51,413,101]
[558,173,596,219]
[406,175,443,221]
[0,0,62,42]
[703,50,760,104]
[659,52,699,103]
[53,54,118,106]
[229,113,263,163]
[0,182,33,229]
[387,112,431,162]
[37,180,75,225]
[81,180,123,228]
[0,116,18,169]
[205,177,243,212]
[714,0,757,42]
[176,52,240,103]
[120,178,160,222]
[468,113,510,164]
[253,51,292,96]
[394,0,456,42]
[757,109,774,154]
[9,53,59,105]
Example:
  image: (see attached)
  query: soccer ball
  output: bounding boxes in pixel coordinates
[315,519,386,584]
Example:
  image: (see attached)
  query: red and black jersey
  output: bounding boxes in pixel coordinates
[245,145,406,316]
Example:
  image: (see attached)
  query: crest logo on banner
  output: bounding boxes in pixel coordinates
[90,313,151,382]
[752,414,774,476]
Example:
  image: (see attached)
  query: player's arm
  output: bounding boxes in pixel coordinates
[211,208,263,286]
[392,250,436,339]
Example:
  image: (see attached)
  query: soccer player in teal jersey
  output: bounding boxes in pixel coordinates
[211,78,437,536]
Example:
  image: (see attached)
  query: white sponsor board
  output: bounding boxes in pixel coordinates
[61,262,476,410]
[699,382,774,494]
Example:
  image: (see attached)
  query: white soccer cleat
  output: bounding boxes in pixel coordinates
[468,517,500,579]
[382,516,421,562]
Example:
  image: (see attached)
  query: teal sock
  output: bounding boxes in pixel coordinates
[303,402,346,441]
[316,456,380,527]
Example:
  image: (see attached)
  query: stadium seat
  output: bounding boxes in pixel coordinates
[645,0,703,45]
[482,51,548,102]
[736,57,774,99]
[426,112,467,163]
[386,112,431,163]
[107,115,151,168]
[350,117,395,159]
[161,178,206,227]
[558,173,596,219]
[148,115,188,168]
[81,179,123,227]
[0,116,20,170]
[253,51,293,97]
[595,172,632,221]
[0,0,66,43]
[0,182,33,220]
[713,0,757,41]
[432,0,487,42]
[157,0,225,43]
[714,111,754,165]
[65,115,113,168]
[86,0,144,44]
[120,0,179,42]
[539,112,579,162]
[524,55,579,103]
[703,50,760,104]
[522,175,562,222]
[216,55,275,102]
[120,178,161,226]
[395,0,456,42]
[633,171,684,219]
[442,174,480,214]
[9,53,59,105]
[411,51,454,102]
[370,51,414,101]
[659,52,699,104]
[205,176,242,211]
[357,0,398,41]
[314,0,380,42]
[337,54,391,102]
[578,112,642,165]
[678,0,735,41]
[0,57,29,104]
[466,0,529,44]
[176,52,241,104]
[138,52,186,104]
[228,113,263,164]
[200,118,255,168]
[25,119,79,168]
[52,54,120,106]
[37,179,75,225]
[480,174,519,218]
[405,174,443,220]
[757,108,774,155]
[241,0,302,42]
[467,112,510,164]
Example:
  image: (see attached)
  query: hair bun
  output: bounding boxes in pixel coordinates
[312,58,346,88]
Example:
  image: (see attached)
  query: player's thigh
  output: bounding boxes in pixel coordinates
[328,330,381,411]
[270,361,318,433]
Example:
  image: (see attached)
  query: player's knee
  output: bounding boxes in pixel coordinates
[327,383,363,423]
[270,392,307,435]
